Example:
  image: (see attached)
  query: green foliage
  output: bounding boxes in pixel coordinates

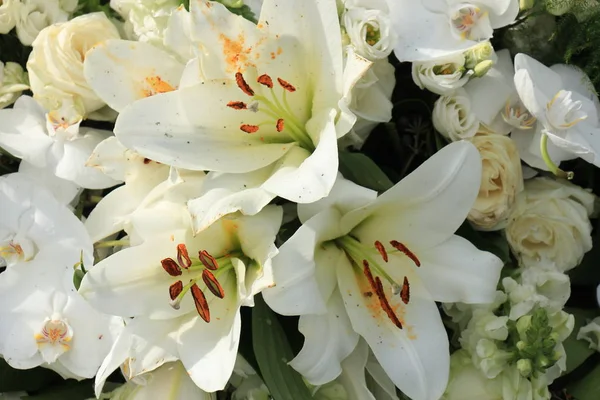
[552,8,600,90]
[74,0,118,18]
[252,295,313,400]
[562,308,599,374]
[339,151,394,192]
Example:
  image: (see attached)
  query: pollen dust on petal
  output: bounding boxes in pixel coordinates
[219,33,262,74]
[141,76,176,97]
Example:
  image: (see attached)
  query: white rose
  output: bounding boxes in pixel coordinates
[433,88,480,141]
[27,12,120,116]
[341,0,397,60]
[506,177,595,271]
[0,61,29,109]
[412,53,469,96]
[468,133,524,230]
[0,0,18,34]
[443,350,503,400]
[577,316,600,351]
[15,0,71,46]
[111,0,179,46]
[339,58,395,149]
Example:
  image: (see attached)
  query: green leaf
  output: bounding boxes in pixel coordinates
[567,360,600,400]
[563,308,599,374]
[338,152,394,192]
[27,379,94,400]
[0,360,61,393]
[252,295,313,400]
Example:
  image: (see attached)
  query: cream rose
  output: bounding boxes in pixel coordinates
[0,0,18,34]
[506,177,595,271]
[14,0,71,46]
[0,61,29,109]
[412,53,468,96]
[468,133,524,230]
[27,12,120,116]
[341,0,397,61]
[433,88,480,141]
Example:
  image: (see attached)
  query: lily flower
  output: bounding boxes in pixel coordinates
[106,0,369,204]
[513,53,600,175]
[386,0,519,61]
[263,141,503,400]
[80,206,282,392]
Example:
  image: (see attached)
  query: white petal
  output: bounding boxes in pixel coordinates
[178,294,241,392]
[290,289,359,385]
[84,40,185,112]
[345,141,481,251]
[115,83,295,173]
[84,187,138,243]
[188,168,277,233]
[263,208,345,316]
[297,174,377,224]
[261,109,339,203]
[337,339,377,400]
[417,235,503,303]
[17,161,81,205]
[337,263,450,400]
[54,129,120,189]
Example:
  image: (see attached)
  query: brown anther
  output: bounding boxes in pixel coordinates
[169,281,183,300]
[199,250,219,270]
[161,258,182,276]
[202,270,225,299]
[374,277,403,329]
[277,78,296,92]
[143,158,151,164]
[235,72,254,96]
[276,118,284,132]
[191,283,210,322]
[400,276,410,305]
[374,241,388,262]
[362,260,377,292]
[176,244,192,269]
[227,101,247,110]
[390,240,421,267]
[257,74,274,88]
[240,124,260,133]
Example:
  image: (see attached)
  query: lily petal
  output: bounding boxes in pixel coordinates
[417,235,503,304]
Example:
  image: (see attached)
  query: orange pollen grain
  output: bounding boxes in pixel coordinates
[277,78,296,92]
[235,72,255,96]
[390,240,421,267]
[276,118,284,132]
[374,241,388,262]
[144,76,175,97]
[257,74,274,88]
[227,101,247,110]
[240,124,260,133]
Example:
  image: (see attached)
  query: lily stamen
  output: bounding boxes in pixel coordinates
[389,240,421,267]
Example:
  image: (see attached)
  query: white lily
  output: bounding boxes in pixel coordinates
[80,206,282,392]
[0,96,119,190]
[386,0,519,61]
[105,361,216,400]
[263,141,503,400]
[108,0,369,204]
[84,137,171,243]
[313,339,399,400]
[0,174,119,378]
[512,53,600,174]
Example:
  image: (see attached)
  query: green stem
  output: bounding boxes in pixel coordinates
[539,133,574,180]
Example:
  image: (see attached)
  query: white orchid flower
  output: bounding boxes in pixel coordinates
[0,96,119,191]
[80,206,282,392]
[513,53,600,175]
[386,0,519,61]
[105,0,369,205]
[463,49,535,134]
[263,141,503,400]
[0,174,119,379]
